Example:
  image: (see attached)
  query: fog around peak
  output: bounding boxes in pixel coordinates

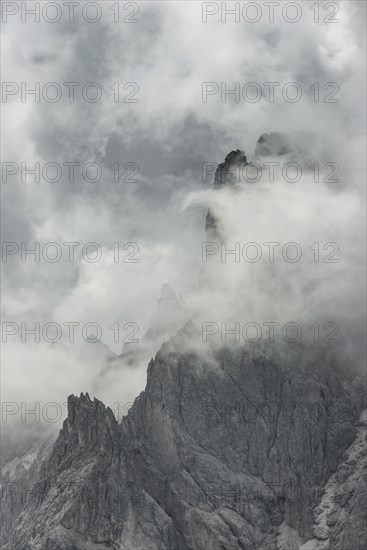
[1,1,366,429]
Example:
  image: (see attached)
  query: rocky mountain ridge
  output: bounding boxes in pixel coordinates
[4,334,366,549]
[2,135,366,550]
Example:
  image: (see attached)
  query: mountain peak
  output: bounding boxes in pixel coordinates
[205,148,248,240]
[224,149,247,165]
[143,283,185,344]
[159,283,177,302]
[213,148,247,190]
[66,393,116,430]
[255,132,291,157]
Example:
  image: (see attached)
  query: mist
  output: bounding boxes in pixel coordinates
[1,0,366,433]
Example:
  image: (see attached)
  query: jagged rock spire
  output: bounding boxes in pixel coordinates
[255,132,291,157]
[205,149,247,241]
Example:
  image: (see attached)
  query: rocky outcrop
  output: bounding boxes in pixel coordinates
[7,333,366,549]
[7,394,129,550]
[3,141,366,550]
[0,430,55,548]
[205,149,247,241]
[300,410,367,550]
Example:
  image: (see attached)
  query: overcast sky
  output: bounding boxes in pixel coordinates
[1,0,366,416]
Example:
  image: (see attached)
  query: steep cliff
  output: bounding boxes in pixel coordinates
[2,139,366,550]
[7,333,366,549]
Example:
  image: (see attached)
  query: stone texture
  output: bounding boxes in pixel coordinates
[205,149,247,241]
[6,335,366,550]
[2,144,366,550]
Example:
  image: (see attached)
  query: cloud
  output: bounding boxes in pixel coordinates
[1,0,365,423]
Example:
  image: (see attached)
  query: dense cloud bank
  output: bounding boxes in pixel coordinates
[1,1,366,422]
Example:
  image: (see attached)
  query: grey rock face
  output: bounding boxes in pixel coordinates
[7,334,366,550]
[0,430,55,549]
[3,144,366,550]
[205,149,247,241]
[300,410,367,550]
